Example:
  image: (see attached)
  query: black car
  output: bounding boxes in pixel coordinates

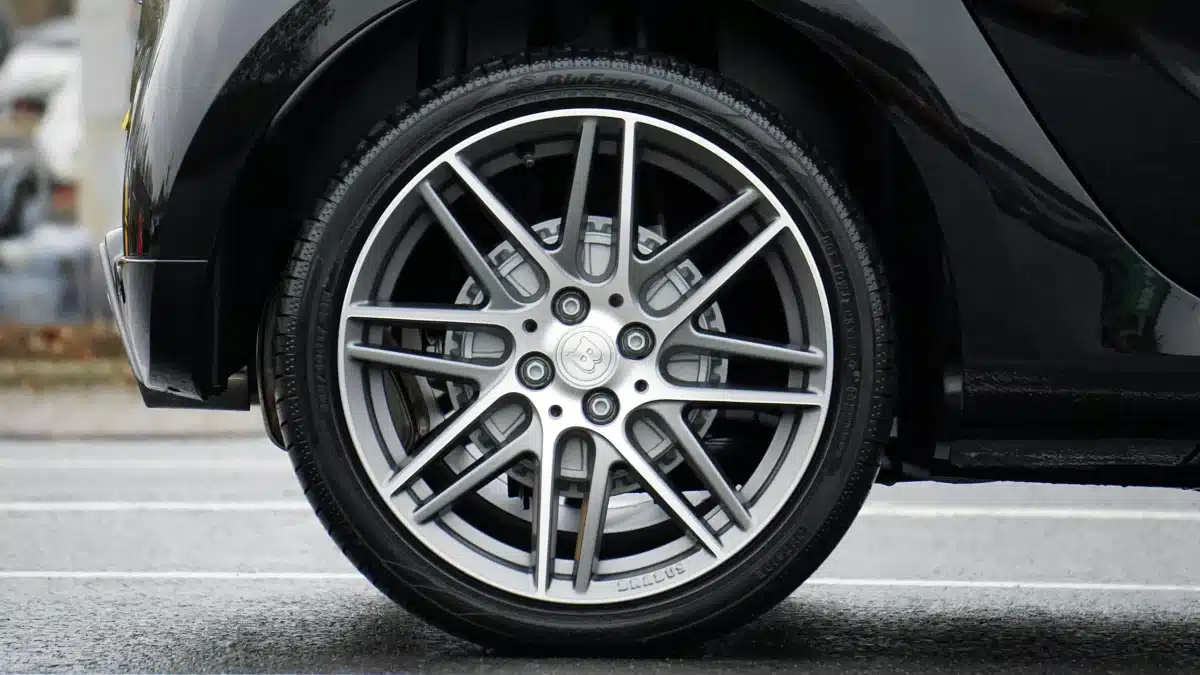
[103,0,1200,650]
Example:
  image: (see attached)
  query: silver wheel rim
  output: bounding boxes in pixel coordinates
[338,108,834,604]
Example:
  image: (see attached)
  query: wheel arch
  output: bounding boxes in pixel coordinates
[220,0,956,463]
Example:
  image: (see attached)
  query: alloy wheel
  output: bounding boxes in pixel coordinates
[337,108,834,603]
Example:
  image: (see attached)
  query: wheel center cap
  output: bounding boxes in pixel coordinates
[555,327,618,389]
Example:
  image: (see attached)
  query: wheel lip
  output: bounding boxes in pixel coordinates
[336,106,836,605]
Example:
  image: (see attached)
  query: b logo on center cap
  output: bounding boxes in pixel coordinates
[565,335,603,374]
[556,328,616,387]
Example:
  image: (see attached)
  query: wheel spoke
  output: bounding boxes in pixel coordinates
[650,403,751,530]
[632,189,759,288]
[610,117,637,287]
[448,154,568,290]
[419,180,521,308]
[573,437,617,593]
[347,343,504,384]
[383,386,507,496]
[671,325,825,369]
[656,383,824,409]
[554,118,598,276]
[655,217,788,333]
[344,301,521,332]
[412,423,534,524]
[532,420,558,594]
[612,428,723,556]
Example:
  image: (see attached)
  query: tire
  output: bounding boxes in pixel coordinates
[273,50,893,651]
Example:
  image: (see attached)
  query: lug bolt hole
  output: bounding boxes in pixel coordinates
[635,380,648,393]
[553,289,589,325]
[549,405,563,418]
[583,389,619,425]
[618,324,655,360]
[608,294,624,308]
[518,354,554,390]
[523,319,538,333]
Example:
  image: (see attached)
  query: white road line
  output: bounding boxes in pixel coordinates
[0,572,1197,594]
[0,501,309,512]
[0,571,359,580]
[0,459,285,470]
[860,504,1200,521]
[804,579,1200,593]
[3,501,1199,519]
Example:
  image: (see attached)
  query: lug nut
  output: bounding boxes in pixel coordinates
[583,389,619,425]
[553,289,589,325]
[618,324,654,359]
[518,354,554,390]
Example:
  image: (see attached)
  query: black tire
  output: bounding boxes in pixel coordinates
[273,50,894,651]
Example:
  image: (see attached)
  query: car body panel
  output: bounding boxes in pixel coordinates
[971,0,1200,295]
[761,0,1200,439]
[122,0,409,397]
[115,0,1200,471]
[126,0,406,260]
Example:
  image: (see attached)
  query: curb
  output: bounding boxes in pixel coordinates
[0,386,267,442]
[0,358,135,389]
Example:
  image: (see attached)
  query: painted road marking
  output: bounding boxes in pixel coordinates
[3,501,1198,521]
[860,504,1200,521]
[0,459,283,470]
[0,501,308,512]
[0,571,1197,594]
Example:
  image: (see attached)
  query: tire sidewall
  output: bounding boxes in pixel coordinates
[282,55,889,645]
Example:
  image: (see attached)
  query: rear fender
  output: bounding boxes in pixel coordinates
[123,0,410,396]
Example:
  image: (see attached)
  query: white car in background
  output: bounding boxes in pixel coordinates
[0,16,88,323]
[0,18,78,119]
[31,55,78,188]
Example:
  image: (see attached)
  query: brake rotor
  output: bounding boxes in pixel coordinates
[437,216,728,499]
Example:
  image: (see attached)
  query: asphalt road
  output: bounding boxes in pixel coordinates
[2,436,1199,674]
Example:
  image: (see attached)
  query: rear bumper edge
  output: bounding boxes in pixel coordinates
[99,228,250,410]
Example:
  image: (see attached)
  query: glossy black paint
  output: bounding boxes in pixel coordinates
[124,0,408,396]
[759,0,1200,437]
[972,0,1200,294]
[118,0,1200,482]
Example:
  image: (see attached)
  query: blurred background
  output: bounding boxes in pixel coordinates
[0,0,258,435]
